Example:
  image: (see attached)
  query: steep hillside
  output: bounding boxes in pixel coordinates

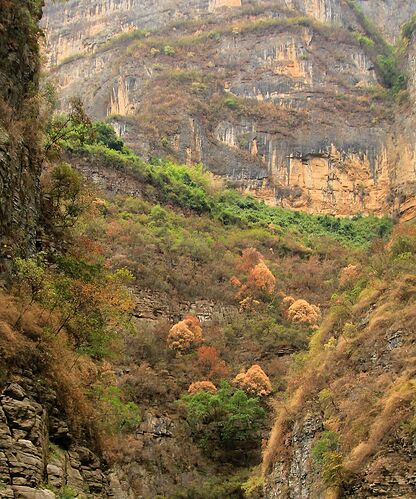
[0,105,394,498]
[0,2,415,499]
[42,0,416,219]
[263,225,416,497]
[41,129,395,497]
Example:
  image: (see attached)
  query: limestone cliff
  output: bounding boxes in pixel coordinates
[0,1,44,269]
[42,0,416,219]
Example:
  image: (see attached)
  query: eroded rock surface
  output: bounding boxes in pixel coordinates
[42,0,416,219]
[0,383,131,498]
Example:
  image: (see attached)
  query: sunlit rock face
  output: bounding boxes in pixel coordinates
[42,0,212,66]
[42,0,416,219]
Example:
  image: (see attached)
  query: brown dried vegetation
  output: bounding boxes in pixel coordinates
[167,315,203,352]
[233,364,273,397]
[263,229,416,494]
[287,299,321,325]
[188,381,217,394]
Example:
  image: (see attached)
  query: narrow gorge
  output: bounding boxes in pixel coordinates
[0,1,415,498]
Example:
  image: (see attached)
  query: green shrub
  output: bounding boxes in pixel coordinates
[181,381,265,452]
[224,97,239,110]
[92,121,124,151]
[312,431,339,464]
[311,431,345,485]
[94,385,141,433]
[163,45,176,56]
[352,32,375,48]
[57,486,77,499]
[376,54,407,94]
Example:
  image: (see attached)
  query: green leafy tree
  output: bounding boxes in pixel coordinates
[95,385,141,433]
[181,381,265,453]
[41,162,83,235]
[45,96,93,153]
[92,121,124,151]
[13,257,46,328]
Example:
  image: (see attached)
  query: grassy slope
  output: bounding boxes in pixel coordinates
[263,224,416,496]
[55,141,399,496]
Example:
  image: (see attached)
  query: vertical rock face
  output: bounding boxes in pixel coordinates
[0,1,43,266]
[42,0,416,218]
[42,0,212,66]
[0,382,130,498]
[286,0,342,23]
[264,414,323,499]
[355,0,416,42]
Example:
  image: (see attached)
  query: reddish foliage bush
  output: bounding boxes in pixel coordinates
[197,346,230,380]
[230,276,242,287]
[197,346,219,368]
[237,247,263,273]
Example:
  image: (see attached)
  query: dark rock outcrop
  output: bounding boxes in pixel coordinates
[0,1,44,268]
[0,383,132,498]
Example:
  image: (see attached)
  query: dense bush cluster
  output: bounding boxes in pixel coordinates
[167,315,203,352]
[233,365,272,397]
[181,382,266,454]
[59,123,393,246]
[287,299,321,325]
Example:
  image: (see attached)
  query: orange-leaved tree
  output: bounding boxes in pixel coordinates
[237,247,263,273]
[167,315,203,352]
[188,381,217,394]
[231,248,276,301]
[247,261,276,295]
[233,364,272,397]
[286,299,321,325]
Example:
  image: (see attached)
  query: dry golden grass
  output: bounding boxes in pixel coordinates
[262,386,306,472]
[262,260,416,489]
[344,379,415,473]
[0,290,103,449]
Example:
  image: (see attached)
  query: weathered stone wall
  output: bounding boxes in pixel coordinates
[0,383,131,498]
[0,1,44,267]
